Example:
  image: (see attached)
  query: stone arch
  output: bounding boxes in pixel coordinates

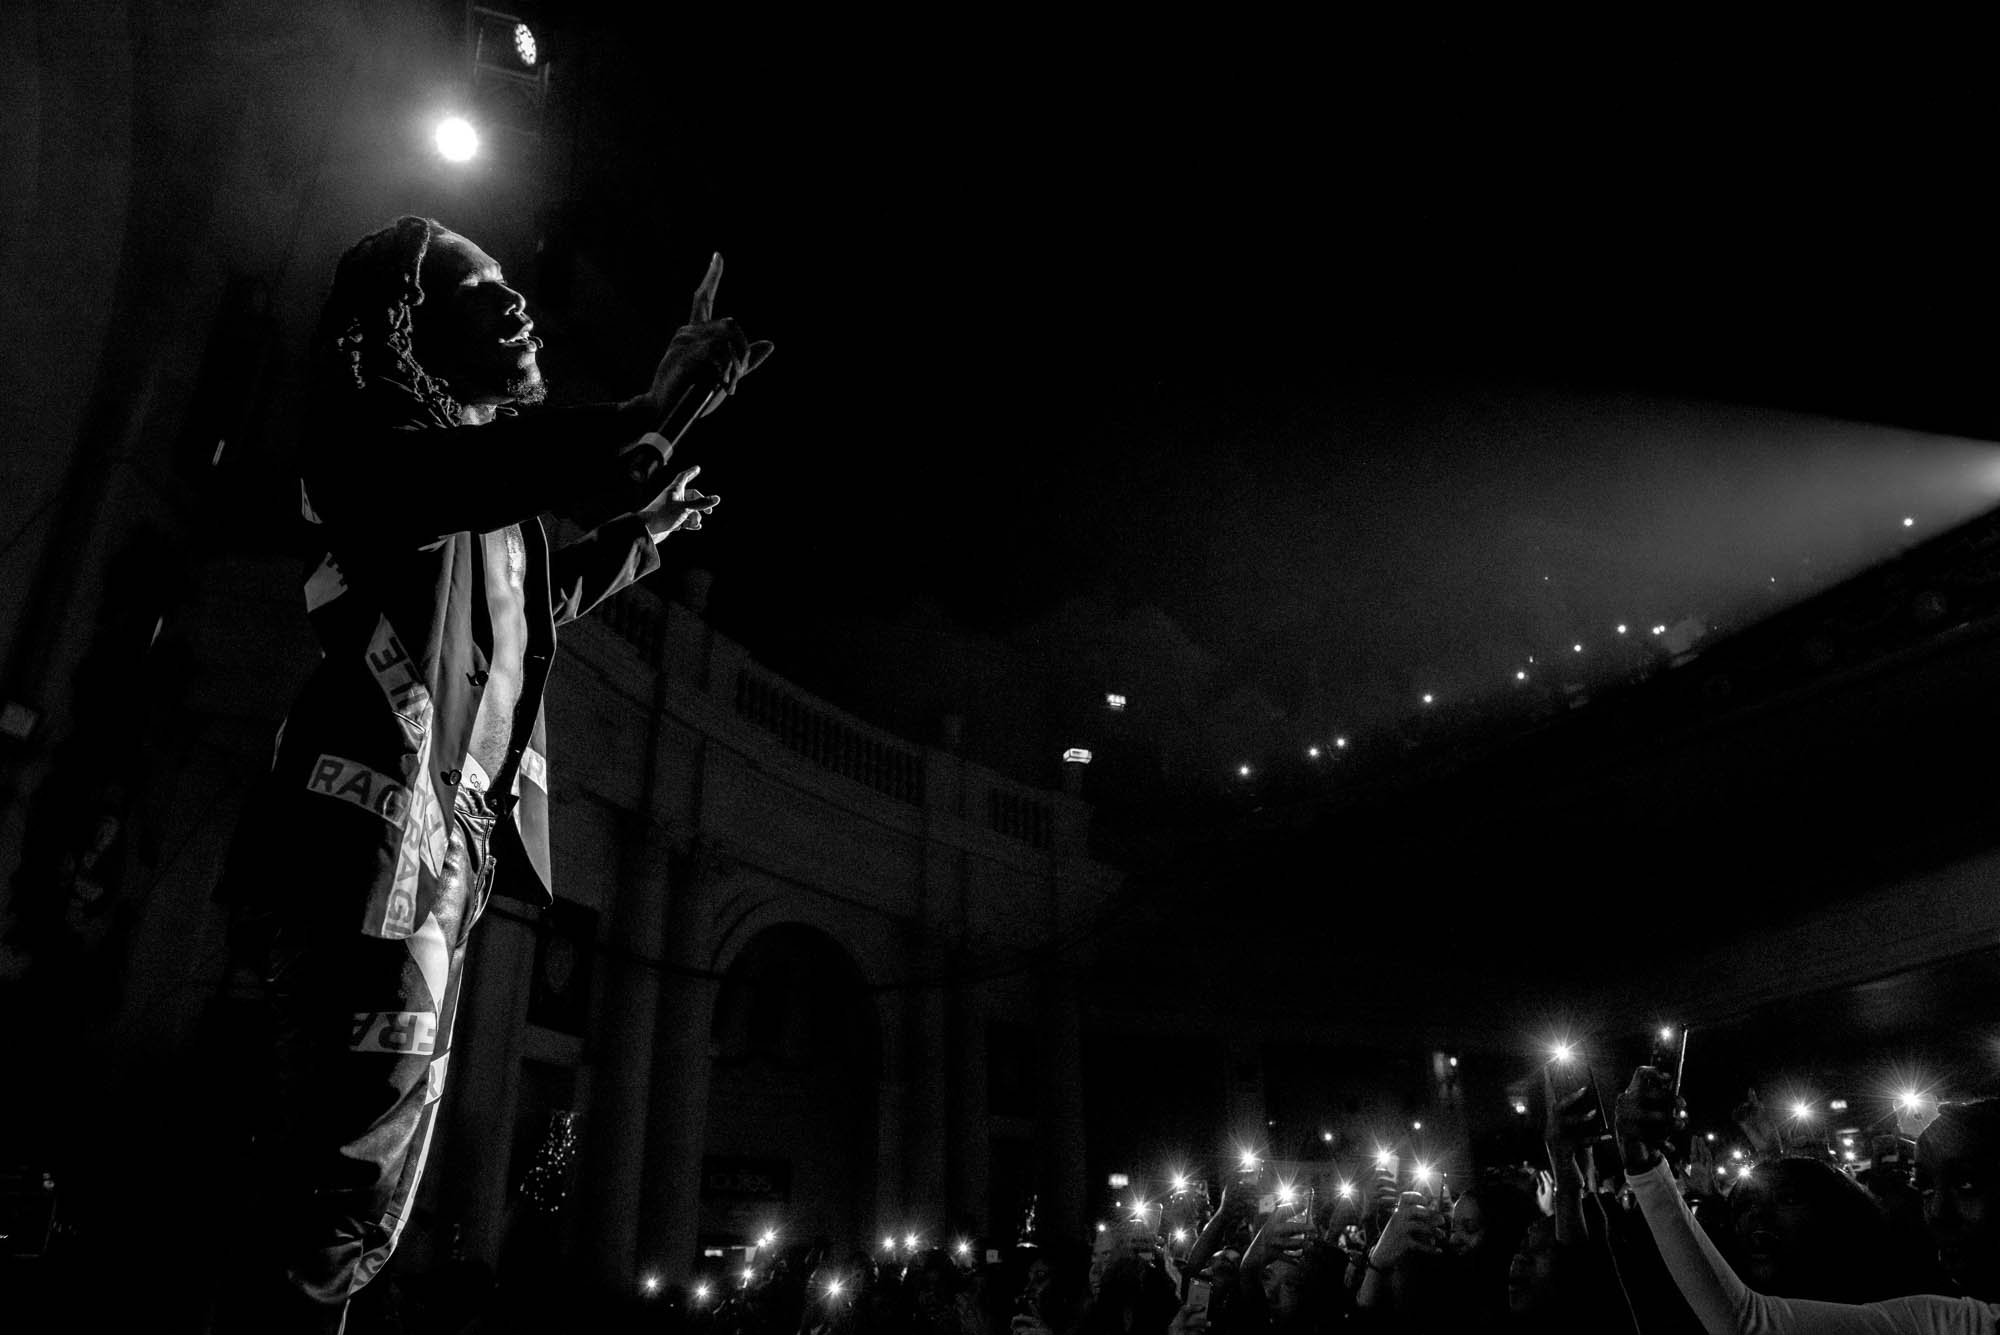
[699,917,887,1255]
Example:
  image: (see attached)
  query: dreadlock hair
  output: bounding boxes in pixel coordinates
[308,215,462,429]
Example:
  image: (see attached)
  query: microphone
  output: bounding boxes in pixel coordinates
[626,373,727,491]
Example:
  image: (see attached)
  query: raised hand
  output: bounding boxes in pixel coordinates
[1370,1192,1442,1271]
[1615,1067,1685,1174]
[647,253,775,428]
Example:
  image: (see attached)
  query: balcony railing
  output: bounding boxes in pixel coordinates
[733,666,924,804]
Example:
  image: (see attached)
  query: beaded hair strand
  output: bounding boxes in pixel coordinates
[308,215,462,428]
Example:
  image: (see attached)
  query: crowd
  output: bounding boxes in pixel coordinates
[669,1065,2000,1335]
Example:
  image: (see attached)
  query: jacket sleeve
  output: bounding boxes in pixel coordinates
[1627,1158,1996,1335]
[549,515,662,627]
[302,398,655,544]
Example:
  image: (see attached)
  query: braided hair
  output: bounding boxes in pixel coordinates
[307,215,462,428]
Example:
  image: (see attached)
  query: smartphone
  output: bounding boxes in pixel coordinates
[1650,1026,1691,1098]
[1184,1279,1212,1318]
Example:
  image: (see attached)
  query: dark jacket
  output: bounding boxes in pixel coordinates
[220,387,661,938]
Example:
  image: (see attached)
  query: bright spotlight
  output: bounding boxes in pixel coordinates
[1421,692,1435,705]
[1903,516,1916,528]
[1173,1228,1189,1243]
[512,22,538,65]
[1412,1162,1434,1185]
[643,1275,661,1294]
[904,1233,919,1250]
[1239,1150,1260,1171]
[1572,643,1583,653]
[434,116,478,162]
[1374,1150,1394,1170]
[1792,1102,1813,1120]
[1659,1027,1674,1041]
[1737,1165,1752,1178]
[882,1237,896,1251]
[1412,1120,1423,1131]
[1550,1042,1575,1063]
[1237,764,1252,778]
[1321,1130,1334,1143]
[1308,745,1321,758]
[1515,670,1527,681]
[695,1283,711,1302]
[1334,736,1349,748]
[828,1278,845,1296]
[955,1240,970,1255]
[1730,1149,1744,1161]
[1337,1181,1354,1199]
[1616,624,1628,634]
[1171,1173,1190,1192]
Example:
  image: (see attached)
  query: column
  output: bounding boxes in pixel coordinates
[904,941,951,1232]
[945,970,990,1234]
[574,815,673,1292]
[635,839,720,1284]
[1036,964,1087,1247]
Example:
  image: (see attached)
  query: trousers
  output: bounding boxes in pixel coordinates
[218,785,499,1334]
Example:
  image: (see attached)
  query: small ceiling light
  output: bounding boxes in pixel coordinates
[1237,764,1251,778]
[1421,693,1435,705]
[1515,670,1527,681]
[1412,1120,1423,1131]
[1572,643,1584,653]
[1308,745,1321,758]
[1616,624,1628,634]
[1106,692,1127,710]
[1334,736,1348,748]
[643,1275,661,1294]
[1903,517,1916,528]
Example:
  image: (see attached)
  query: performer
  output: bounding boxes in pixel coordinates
[214,215,771,1331]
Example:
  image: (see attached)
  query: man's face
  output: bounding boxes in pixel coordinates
[412,229,544,408]
[1920,1124,2000,1298]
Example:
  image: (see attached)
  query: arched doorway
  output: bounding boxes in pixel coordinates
[701,923,881,1254]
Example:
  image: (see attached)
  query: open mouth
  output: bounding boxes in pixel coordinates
[499,325,540,350]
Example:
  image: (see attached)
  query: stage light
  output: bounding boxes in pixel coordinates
[1322,1130,1334,1143]
[1617,624,1628,634]
[1337,1181,1354,1199]
[742,1268,756,1284]
[1412,1120,1423,1131]
[1237,764,1252,777]
[1173,1228,1189,1243]
[1334,736,1348,748]
[1572,643,1583,653]
[695,1283,711,1302]
[1512,1101,1528,1114]
[1705,1133,1716,1142]
[1412,1162,1434,1185]
[1276,1183,1297,1205]
[828,1278,845,1297]
[1904,517,1915,528]
[1106,692,1127,710]
[759,1230,778,1248]
[1515,670,1527,681]
[1421,693,1435,705]
[1792,1102,1813,1120]
[1107,1173,1130,1189]
[1375,1150,1394,1171]
[1240,1150,1260,1171]
[1842,1137,1855,1148]
[1308,745,1321,758]
[1737,1165,1752,1178]
[434,115,478,162]
[1095,1223,1106,1233]
[1652,624,1667,635]
[905,1233,919,1249]
[1660,1027,1674,1041]
[1843,1150,1857,1161]
[1730,1149,1743,1161]
[1063,747,1092,764]
[643,1275,661,1294]
[1829,1099,1848,1112]
[883,1237,896,1251]
[1171,1173,1190,1192]
[1550,1042,1575,1063]
[955,1240,971,1256]
[1898,1091,1921,1110]
[512,21,538,65]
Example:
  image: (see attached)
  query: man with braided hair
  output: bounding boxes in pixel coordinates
[215,216,771,1330]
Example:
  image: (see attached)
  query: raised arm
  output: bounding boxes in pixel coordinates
[1618,1070,1993,1335]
